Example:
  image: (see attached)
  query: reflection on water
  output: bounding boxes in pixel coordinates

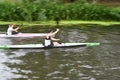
[0,25,120,80]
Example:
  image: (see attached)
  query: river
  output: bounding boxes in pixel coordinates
[0,25,120,80]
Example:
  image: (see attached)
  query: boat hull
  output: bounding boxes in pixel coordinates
[0,33,47,38]
[0,43,100,49]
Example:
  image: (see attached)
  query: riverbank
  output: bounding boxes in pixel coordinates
[0,20,120,27]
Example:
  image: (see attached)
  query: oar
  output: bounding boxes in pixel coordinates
[16,23,23,33]
[54,16,60,28]
[17,23,23,28]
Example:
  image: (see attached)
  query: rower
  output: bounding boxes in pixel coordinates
[7,24,20,35]
[44,28,60,47]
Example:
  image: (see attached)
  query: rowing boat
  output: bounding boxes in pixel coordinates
[0,33,47,38]
[0,43,100,49]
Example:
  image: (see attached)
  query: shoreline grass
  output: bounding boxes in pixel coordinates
[0,20,120,26]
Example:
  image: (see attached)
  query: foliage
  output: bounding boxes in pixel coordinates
[110,7,120,21]
[0,0,120,21]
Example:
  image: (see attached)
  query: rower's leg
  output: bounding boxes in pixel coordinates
[53,42,60,46]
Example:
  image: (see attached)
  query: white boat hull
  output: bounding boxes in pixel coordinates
[0,43,100,49]
[0,33,47,38]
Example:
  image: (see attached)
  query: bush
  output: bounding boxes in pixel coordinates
[0,0,119,21]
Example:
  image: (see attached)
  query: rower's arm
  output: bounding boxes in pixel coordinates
[13,27,19,32]
[51,37,60,41]
[52,28,60,35]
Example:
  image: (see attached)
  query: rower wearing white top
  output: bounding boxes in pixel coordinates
[7,24,19,35]
[44,28,60,47]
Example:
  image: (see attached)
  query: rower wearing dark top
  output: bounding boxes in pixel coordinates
[44,28,60,47]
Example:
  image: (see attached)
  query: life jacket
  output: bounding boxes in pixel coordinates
[44,36,52,47]
[7,27,13,35]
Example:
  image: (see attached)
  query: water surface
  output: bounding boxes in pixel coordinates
[0,25,120,80]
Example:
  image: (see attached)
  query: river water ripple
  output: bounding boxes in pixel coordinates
[0,25,120,80]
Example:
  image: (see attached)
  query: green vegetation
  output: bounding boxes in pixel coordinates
[0,0,120,22]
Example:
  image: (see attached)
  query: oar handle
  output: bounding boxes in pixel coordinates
[55,17,60,28]
[18,23,23,27]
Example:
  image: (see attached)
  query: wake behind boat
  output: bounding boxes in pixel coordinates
[0,42,100,49]
[0,33,47,38]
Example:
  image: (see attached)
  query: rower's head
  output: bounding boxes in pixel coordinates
[47,29,53,33]
[9,24,14,27]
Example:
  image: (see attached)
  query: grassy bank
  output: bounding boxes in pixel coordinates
[0,20,120,26]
